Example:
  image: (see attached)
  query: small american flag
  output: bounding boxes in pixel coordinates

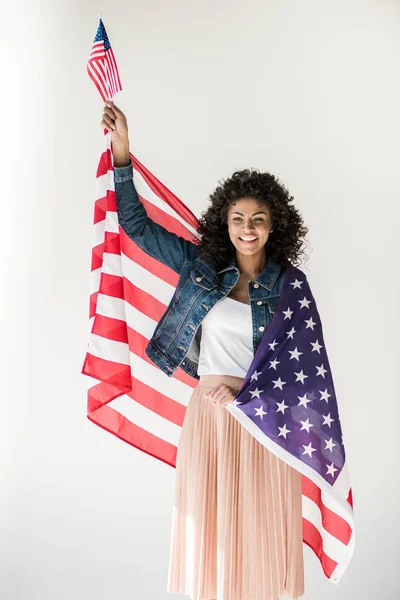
[226,270,355,583]
[87,18,122,102]
[82,18,354,587]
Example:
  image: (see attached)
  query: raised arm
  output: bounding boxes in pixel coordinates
[101,101,198,273]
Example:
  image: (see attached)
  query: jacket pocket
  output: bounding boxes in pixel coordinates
[189,266,218,291]
[266,294,281,316]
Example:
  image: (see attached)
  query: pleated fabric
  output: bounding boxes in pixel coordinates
[167,374,305,600]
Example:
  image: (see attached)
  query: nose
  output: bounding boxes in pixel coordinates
[241,222,256,234]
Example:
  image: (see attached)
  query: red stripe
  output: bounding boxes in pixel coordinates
[89,290,99,320]
[91,314,128,344]
[90,271,169,323]
[122,276,168,321]
[302,518,338,579]
[82,353,131,389]
[129,376,186,427]
[347,488,353,507]
[302,476,352,545]
[120,227,179,287]
[130,154,199,229]
[87,312,197,389]
[99,272,124,299]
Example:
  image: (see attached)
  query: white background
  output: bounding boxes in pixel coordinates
[2,0,400,599]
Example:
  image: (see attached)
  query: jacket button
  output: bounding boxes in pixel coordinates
[182,361,186,365]
[196,277,202,282]
[254,283,260,289]
[257,300,262,305]
[259,325,265,332]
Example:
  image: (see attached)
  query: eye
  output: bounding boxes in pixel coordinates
[232,217,265,222]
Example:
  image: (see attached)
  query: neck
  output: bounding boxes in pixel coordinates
[235,250,267,280]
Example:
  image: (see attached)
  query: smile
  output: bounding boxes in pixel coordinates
[239,237,258,245]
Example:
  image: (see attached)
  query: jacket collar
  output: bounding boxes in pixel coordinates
[216,254,282,292]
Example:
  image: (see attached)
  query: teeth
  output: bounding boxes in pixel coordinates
[240,237,257,241]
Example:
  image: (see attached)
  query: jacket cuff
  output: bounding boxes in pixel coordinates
[113,162,133,182]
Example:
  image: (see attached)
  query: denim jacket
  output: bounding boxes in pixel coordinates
[114,162,287,380]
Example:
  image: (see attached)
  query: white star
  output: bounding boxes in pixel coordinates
[319,388,331,403]
[254,405,267,420]
[231,398,242,406]
[288,346,303,361]
[249,387,264,399]
[268,358,280,370]
[272,377,287,390]
[324,437,336,452]
[297,393,312,408]
[302,442,317,458]
[268,339,278,351]
[278,423,291,438]
[304,317,317,330]
[290,279,303,289]
[276,399,289,414]
[310,339,323,354]
[322,413,334,428]
[294,369,308,384]
[299,296,312,309]
[282,307,294,320]
[316,363,328,378]
[250,369,262,382]
[286,327,296,339]
[326,462,338,477]
[300,417,314,433]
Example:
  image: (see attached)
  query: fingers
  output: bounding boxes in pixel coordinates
[205,384,229,405]
[101,114,116,131]
[105,99,122,116]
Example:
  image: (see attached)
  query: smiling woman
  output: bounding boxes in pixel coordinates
[106,99,311,600]
[196,168,308,273]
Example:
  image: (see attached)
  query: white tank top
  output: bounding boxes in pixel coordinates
[197,296,254,378]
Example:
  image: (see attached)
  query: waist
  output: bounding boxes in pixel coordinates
[198,373,245,389]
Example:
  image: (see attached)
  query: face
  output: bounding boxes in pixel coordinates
[226,197,272,257]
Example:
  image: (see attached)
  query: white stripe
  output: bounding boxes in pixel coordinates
[88,333,130,366]
[120,252,176,305]
[86,334,192,406]
[105,210,119,233]
[129,352,193,406]
[302,495,350,562]
[101,251,123,278]
[92,219,106,247]
[97,170,115,197]
[90,266,101,296]
[110,393,182,447]
[132,168,201,241]
[96,293,159,340]
[95,250,175,307]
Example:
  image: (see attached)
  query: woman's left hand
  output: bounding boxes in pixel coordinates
[204,384,239,406]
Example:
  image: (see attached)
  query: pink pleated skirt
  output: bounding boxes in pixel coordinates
[167,373,305,600]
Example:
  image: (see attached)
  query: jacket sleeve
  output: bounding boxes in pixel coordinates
[114,162,199,274]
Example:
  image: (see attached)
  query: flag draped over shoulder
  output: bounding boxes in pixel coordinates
[225,267,355,584]
[82,16,354,587]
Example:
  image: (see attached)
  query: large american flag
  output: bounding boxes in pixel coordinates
[82,17,354,586]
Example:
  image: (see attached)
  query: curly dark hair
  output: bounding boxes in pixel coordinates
[196,168,309,270]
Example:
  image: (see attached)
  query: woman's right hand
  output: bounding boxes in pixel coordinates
[101,100,131,166]
[101,100,129,146]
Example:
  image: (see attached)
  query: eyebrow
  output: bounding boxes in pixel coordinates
[231,211,268,216]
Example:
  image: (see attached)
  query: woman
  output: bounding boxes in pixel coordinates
[101,101,309,600]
